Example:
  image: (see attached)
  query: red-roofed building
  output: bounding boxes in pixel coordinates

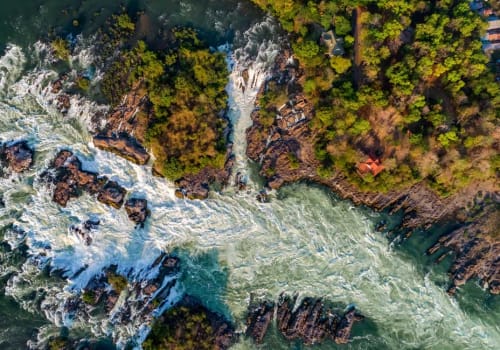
[357,157,385,177]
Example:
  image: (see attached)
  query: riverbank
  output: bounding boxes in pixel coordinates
[246,49,499,295]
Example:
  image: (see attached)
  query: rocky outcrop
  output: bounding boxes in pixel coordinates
[246,294,363,345]
[246,49,500,294]
[144,295,236,350]
[93,134,150,165]
[245,300,275,343]
[0,141,34,173]
[91,81,152,167]
[42,150,127,209]
[42,254,183,346]
[426,199,500,295]
[174,152,235,200]
[124,198,149,227]
[97,181,127,209]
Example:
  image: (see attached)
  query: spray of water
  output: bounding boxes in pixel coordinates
[0,19,498,350]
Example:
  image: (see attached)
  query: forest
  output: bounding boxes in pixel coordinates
[252,0,499,196]
[52,13,229,181]
[100,15,229,180]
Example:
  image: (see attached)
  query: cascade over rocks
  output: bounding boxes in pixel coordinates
[246,293,363,345]
[246,49,500,295]
[0,140,34,173]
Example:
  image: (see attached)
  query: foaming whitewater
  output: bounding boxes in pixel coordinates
[0,36,499,350]
[225,16,281,189]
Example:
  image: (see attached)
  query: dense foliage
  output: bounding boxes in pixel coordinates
[252,0,499,196]
[143,305,216,350]
[100,16,229,180]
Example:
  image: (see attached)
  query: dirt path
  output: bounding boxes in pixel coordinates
[353,6,363,88]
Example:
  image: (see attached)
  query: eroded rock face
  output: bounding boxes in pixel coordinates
[246,294,363,346]
[246,49,500,295]
[124,198,149,226]
[42,150,127,209]
[1,141,34,173]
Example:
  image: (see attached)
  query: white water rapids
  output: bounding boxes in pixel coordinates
[0,21,499,350]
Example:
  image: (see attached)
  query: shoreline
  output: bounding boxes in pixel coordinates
[245,49,499,295]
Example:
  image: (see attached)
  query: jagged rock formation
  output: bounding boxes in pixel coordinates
[246,50,500,294]
[0,140,34,173]
[124,198,149,227]
[246,294,363,345]
[143,295,236,350]
[42,254,182,345]
[42,150,127,209]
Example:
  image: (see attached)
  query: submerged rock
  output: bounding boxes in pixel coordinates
[1,140,34,173]
[70,219,100,246]
[124,198,149,226]
[246,294,363,345]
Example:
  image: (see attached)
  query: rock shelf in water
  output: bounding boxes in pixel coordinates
[246,294,364,345]
[42,151,147,226]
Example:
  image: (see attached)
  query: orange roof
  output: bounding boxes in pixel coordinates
[357,157,385,177]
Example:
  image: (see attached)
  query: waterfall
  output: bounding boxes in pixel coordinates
[225,16,281,191]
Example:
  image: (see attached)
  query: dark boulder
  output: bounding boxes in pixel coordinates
[43,150,127,210]
[124,198,149,226]
[97,181,127,209]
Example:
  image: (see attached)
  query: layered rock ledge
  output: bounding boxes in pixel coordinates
[246,294,363,345]
[246,50,500,294]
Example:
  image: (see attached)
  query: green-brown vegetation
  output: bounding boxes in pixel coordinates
[81,290,97,305]
[50,38,70,61]
[100,15,229,180]
[252,0,499,196]
[143,305,215,350]
[106,271,128,293]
